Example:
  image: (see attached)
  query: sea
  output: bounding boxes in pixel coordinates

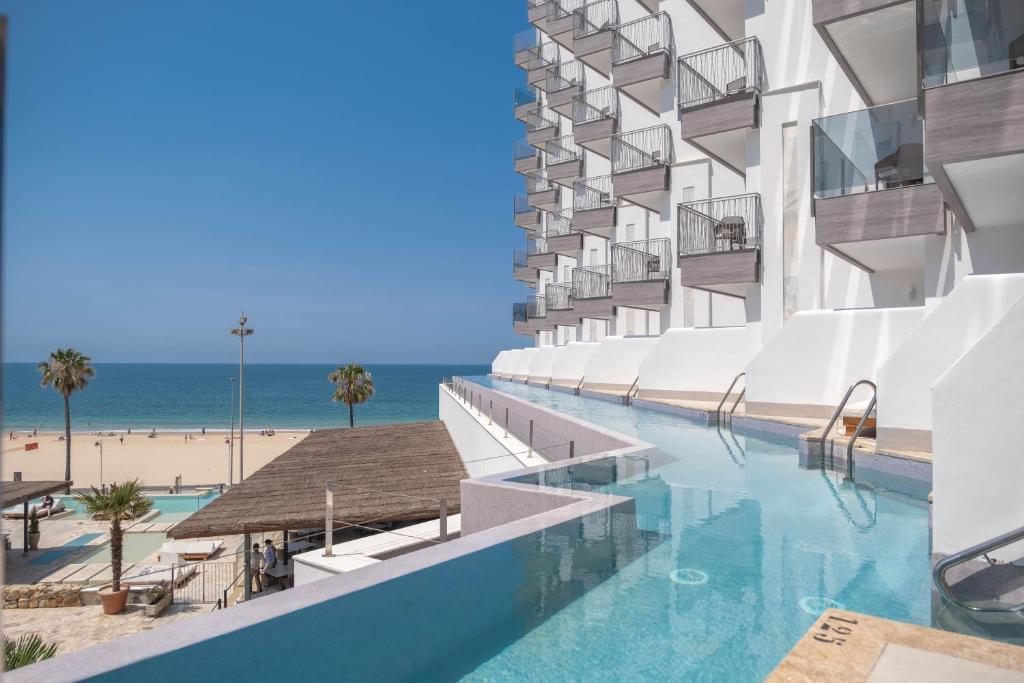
[1,363,488,432]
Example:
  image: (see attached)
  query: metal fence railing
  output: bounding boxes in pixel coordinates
[513,86,538,111]
[527,294,547,318]
[514,249,529,269]
[573,85,619,125]
[678,193,763,256]
[549,0,585,20]
[575,0,619,39]
[611,238,672,282]
[545,283,573,310]
[170,561,239,606]
[513,302,529,323]
[527,235,550,256]
[574,174,617,212]
[526,172,556,194]
[546,59,584,94]
[613,12,673,66]
[611,125,672,173]
[572,264,613,299]
[546,209,575,236]
[678,37,766,110]
[524,106,560,133]
[544,135,582,165]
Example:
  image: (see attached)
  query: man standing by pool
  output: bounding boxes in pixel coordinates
[262,539,278,589]
[250,542,264,593]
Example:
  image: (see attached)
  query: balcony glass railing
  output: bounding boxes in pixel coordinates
[573,85,619,124]
[612,12,673,66]
[812,99,930,199]
[575,0,618,39]
[514,195,535,215]
[611,238,672,282]
[678,193,763,256]
[527,235,550,256]
[611,125,672,173]
[513,302,529,324]
[574,175,617,211]
[545,209,575,236]
[524,41,560,70]
[546,60,584,93]
[921,0,1024,88]
[514,86,538,111]
[544,135,582,165]
[527,294,547,318]
[514,249,529,268]
[572,264,613,299]
[514,29,537,56]
[550,0,585,21]
[524,107,560,133]
[678,37,766,110]
[514,139,541,163]
[526,172,556,194]
[546,283,573,310]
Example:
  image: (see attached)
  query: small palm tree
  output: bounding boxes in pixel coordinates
[76,480,153,594]
[3,634,57,670]
[38,348,95,494]
[328,364,375,428]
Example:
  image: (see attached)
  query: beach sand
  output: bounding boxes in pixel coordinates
[1,431,307,489]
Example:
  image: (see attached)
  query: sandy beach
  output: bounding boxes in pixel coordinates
[1,430,307,490]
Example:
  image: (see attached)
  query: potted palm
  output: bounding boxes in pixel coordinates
[76,480,153,614]
[27,509,40,550]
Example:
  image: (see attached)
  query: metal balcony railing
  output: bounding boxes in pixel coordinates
[514,139,541,163]
[514,249,529,268]
[573,85,619,124]
[574,175,617,212]
[678,193,763,256]
[527,235,550,256]
[678,37,766,110]
[549,0,585,21]
[545,209,575,237]
[544,135,582,165]
[611,125,672,173]
[513,86,538,111]
[546,60,584,93]
[572,264,613,299]
[527,294,547,318]
[514,29,537,56]
[612,238,672,282]
[612,12,673,66]
[514,195,535,215]
[575,0,618,39]
[524,107,560,133]
[513,302,529,324]
[546,283,573,310]
[525,172,556,194]
[524,41,560,70]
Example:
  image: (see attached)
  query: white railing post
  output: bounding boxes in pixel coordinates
[439,498,448,543]
[323,483,334,558]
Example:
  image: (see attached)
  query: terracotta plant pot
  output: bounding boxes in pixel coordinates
[99,587,129,615]
[28,532,40,550]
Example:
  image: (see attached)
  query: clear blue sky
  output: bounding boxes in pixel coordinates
[1,1,532,364]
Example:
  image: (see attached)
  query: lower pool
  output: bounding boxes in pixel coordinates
[79,532,167,565]
[23,490,220,522]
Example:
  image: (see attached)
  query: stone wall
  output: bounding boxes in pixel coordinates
[3,584,81,609]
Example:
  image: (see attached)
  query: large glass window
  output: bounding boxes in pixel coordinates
[921,0,1024,87]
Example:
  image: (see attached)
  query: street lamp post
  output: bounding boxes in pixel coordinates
[94,437,104,489]
[230,313,254,481]
[228,377,236,487]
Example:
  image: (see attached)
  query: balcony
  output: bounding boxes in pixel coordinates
[527,0,552,31]
[611,125,672,211]
[546,0,585,49]
[572,86,619,157]
[686,0,745,41]
[545,60,585,116]
[812,99,944,271]
[514,195,543,230]
[571,264,615,319]
[544,209,584,255]
[573,0,618,76]
[611,238,671,310]
[812,0,918,105]
[527,294,555,331]
[525,172,561,210]
[544,283,580,326]
[514,139,543,175]
[513,302,532,336]
[612,13,673,113]
[524,106,560,145]
[513,86,539,121]
[514,249,539,284]
[514,29,537,68]
[573,175,618,237]
[677,37,765,174]
[543,135,584,185]
[527,236,559,269]
[522,41,560,88]
[921,0,1024,232]
[678,193,762,297]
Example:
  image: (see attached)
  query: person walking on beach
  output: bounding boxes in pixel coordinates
[251,542,264,593]
[119,435,124,445]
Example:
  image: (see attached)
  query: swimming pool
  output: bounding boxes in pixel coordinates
[43,490,219,522]
[79,532,167,564]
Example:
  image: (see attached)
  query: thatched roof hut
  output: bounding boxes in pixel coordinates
[168,422,466,539]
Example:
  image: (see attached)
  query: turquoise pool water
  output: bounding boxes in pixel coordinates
[80,532,167,564]
[27,533,105,565]
[37,490,219,521]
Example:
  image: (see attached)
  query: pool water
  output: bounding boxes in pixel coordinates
[79,532,167,564]
[27,532,105,565]
[43,490,219,522]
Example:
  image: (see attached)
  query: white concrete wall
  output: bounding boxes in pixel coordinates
[511,348,540,378]
[438,387,524,477]
[877,274,1024,441]
[932,297,1024,560]
[582,335,660,387]
[491,350,512,375]
[527,345,565,380]
[497,349,522,376]
[638,325,761,395]
[549,341,602,383]
[745,307,925,413]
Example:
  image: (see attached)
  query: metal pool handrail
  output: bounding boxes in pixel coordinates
[715,372,745,423]
[933,525,1024,613]
[819,379,876,481]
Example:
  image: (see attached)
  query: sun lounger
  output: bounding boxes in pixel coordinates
[121,563,197,588]
[3,499,66,519]
[159,539,223,563]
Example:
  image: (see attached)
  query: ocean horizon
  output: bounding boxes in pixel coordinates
[1,362,489,432]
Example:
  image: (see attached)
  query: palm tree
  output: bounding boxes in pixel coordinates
[3,634,57,670]
[328,364,375,428]
[76,480,153,595]
[38,348,95,494]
